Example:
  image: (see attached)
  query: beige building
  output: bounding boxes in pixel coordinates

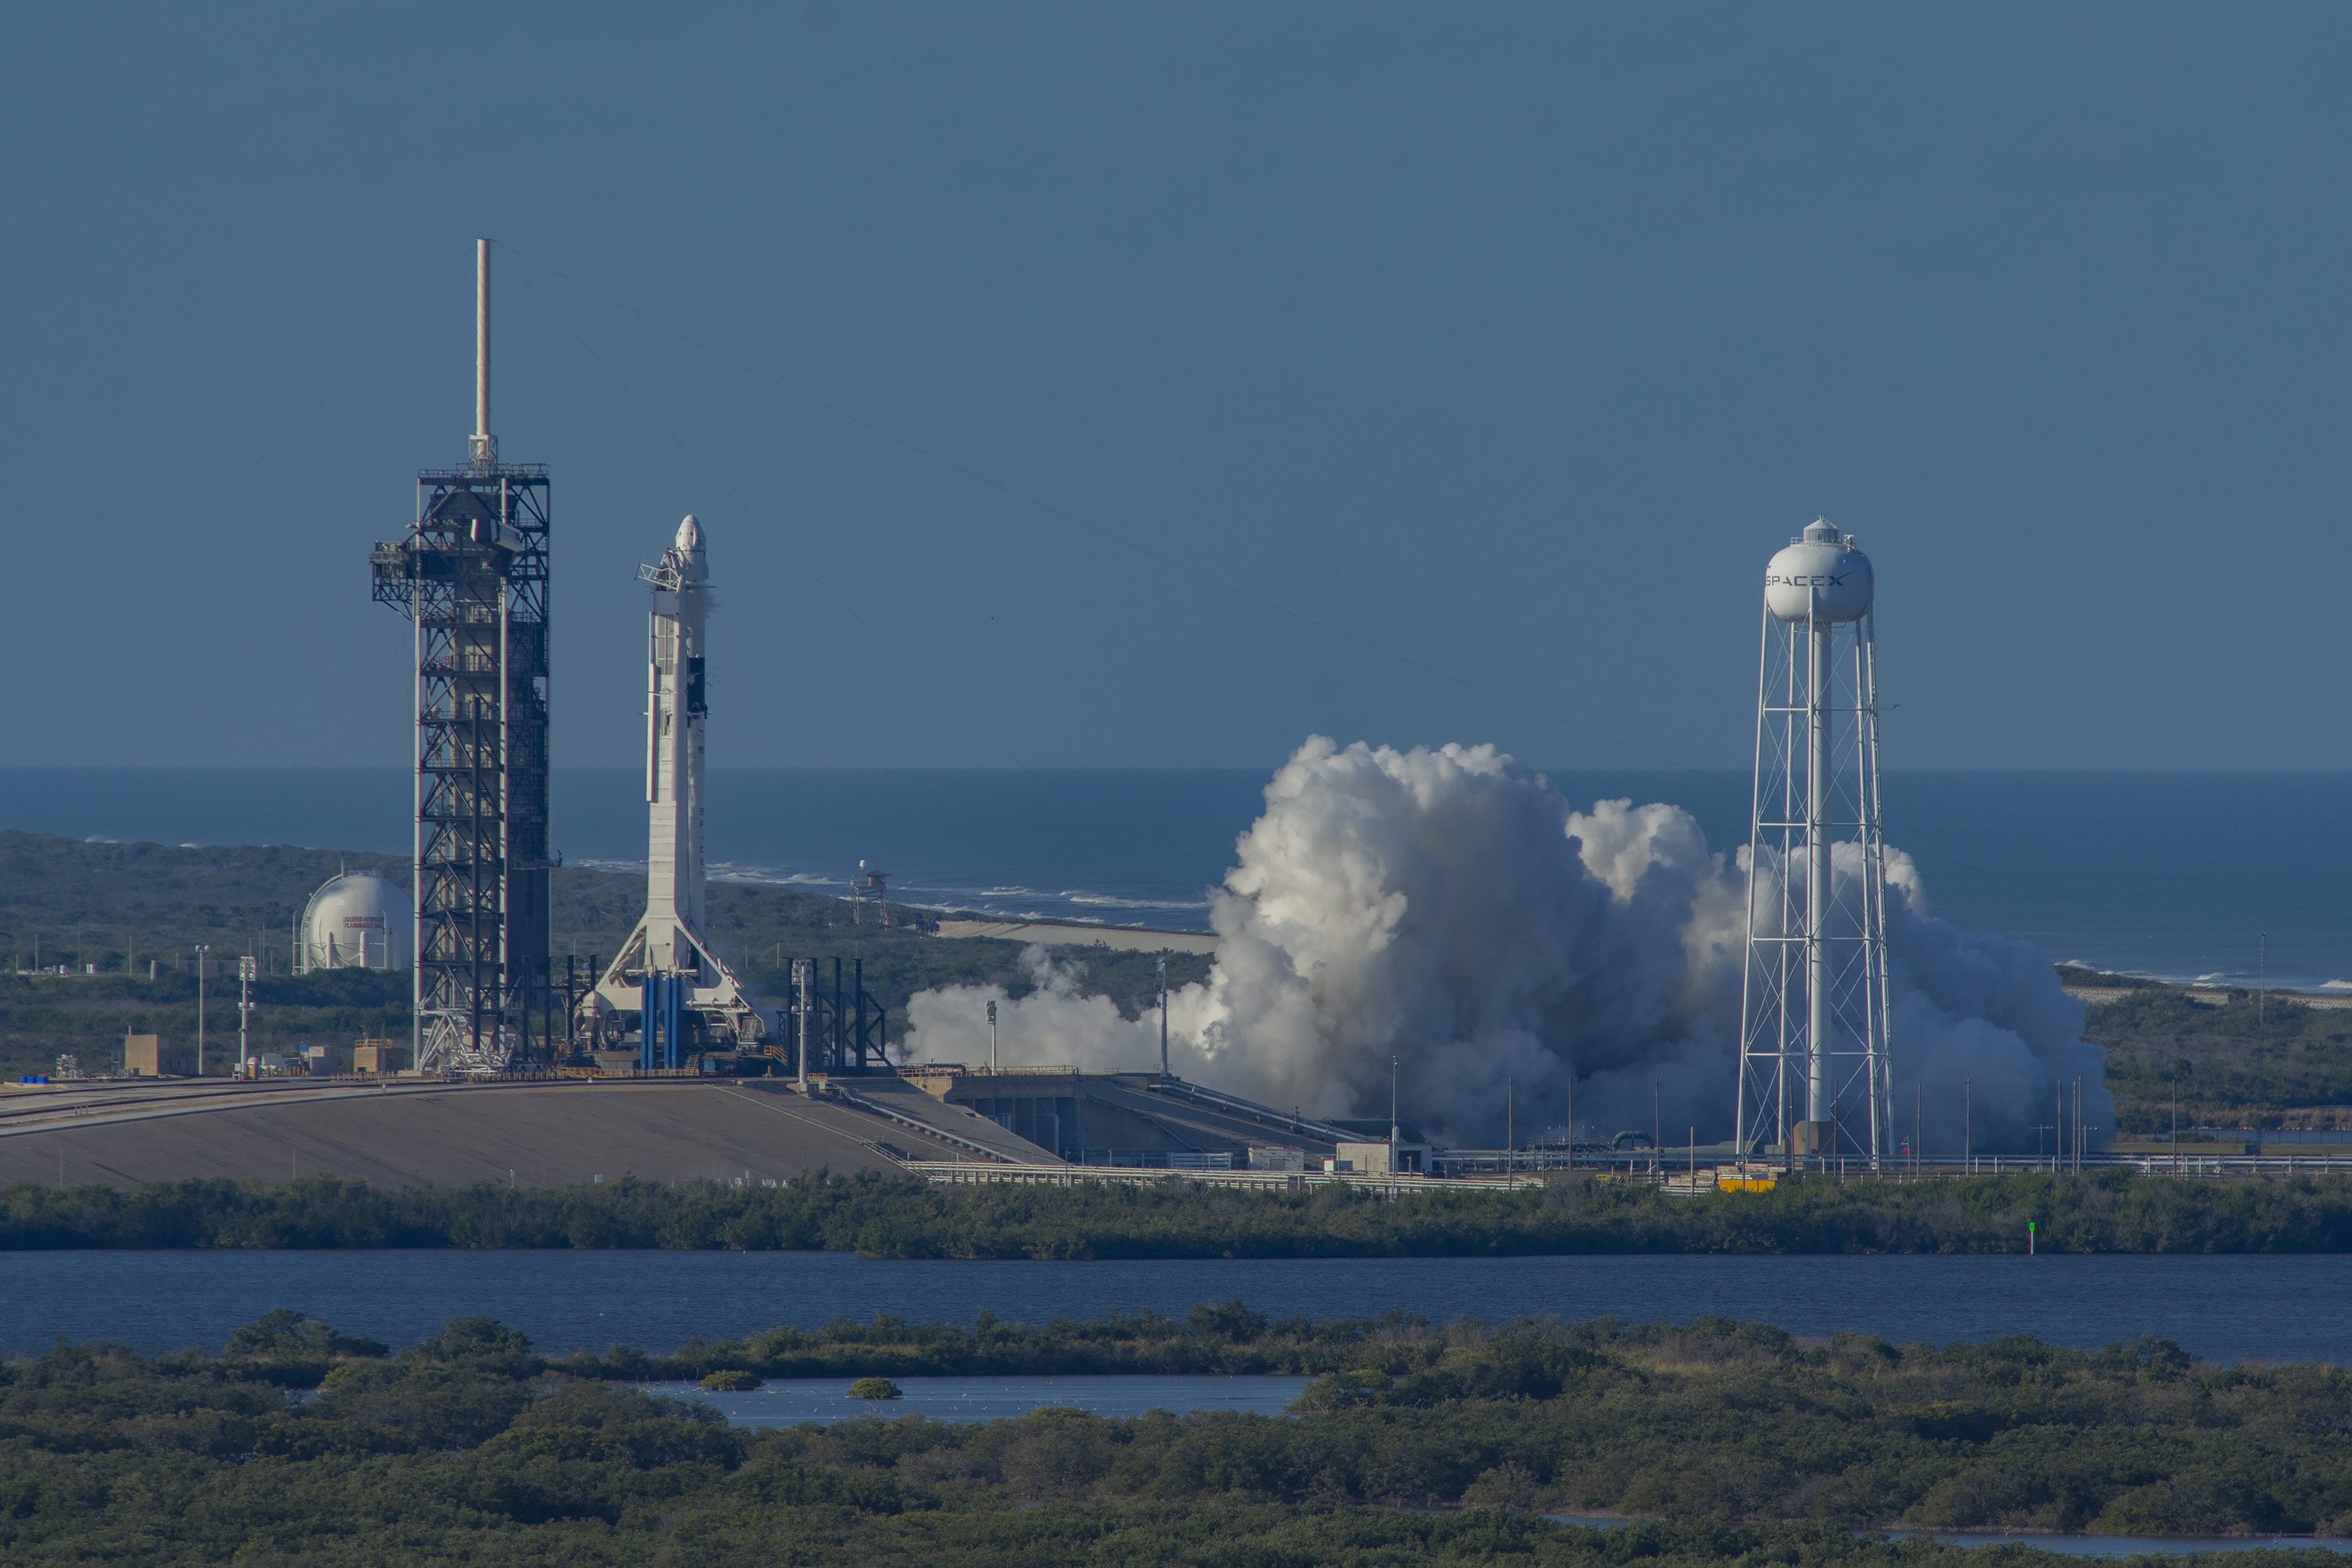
[352,1040,406,1074]
[123,1034,197,1077]
[1334,1139,1428,1174]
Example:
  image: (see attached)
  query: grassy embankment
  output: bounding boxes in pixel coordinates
[2070,967,2352,1134]
[0,830,1205,1077]
[9,1168,2352,1254]
[6,1304,2352,1562]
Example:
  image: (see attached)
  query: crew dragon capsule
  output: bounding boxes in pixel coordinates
[587,515,764,1065]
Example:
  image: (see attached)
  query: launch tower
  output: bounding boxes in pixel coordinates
[1733,519,1893,1167]
[587,514,764,1063]
[370,241,554,1074]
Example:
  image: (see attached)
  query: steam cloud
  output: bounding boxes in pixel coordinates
[905,736,2110,1154]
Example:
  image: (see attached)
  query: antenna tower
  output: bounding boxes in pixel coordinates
[1733,519,1893,1168]
[370,240,553,1074]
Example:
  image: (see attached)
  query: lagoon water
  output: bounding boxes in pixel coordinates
[3,766,2347,989]
[5,1250,2350,1366]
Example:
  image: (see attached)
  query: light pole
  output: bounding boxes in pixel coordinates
[238,956,256,1076]
[987,1000,999,1074]
[1156,954,1169,1077]
[1389,1054,1400,1176]
[793,959,813,1091]
[194,945,211,1076]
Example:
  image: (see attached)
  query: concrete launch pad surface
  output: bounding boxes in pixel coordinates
[0,1080,985,1189]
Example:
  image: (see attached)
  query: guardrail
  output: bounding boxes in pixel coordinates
[2103,1152,2352,1175]
[903,1160,1545,1192]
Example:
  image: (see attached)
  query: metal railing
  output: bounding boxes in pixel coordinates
[904,1160,1544,1192]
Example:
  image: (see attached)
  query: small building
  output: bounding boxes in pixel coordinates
[1337,1139,1428,1174]
[123,1034,196,1077]
[352,1040,405,1074]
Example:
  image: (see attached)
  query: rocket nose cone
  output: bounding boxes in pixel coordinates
[676,514,704,553]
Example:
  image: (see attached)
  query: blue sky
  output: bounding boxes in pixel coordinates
[3,3,2345,771]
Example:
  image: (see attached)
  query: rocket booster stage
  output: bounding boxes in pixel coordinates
[589,514,761,1059]
[645,513,709,961]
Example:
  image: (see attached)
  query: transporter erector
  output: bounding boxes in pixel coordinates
[586,515,767,1063]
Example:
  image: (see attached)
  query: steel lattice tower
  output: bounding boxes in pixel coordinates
[368,241,551,1074]
[1733,519,1893,1169]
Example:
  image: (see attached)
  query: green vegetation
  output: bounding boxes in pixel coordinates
[9,1304,2352,1563]
[10,1168,2352,1255]
[0,968,414,1079]
[0,830,1207,1077]
[699,1368,763,1392]
[2074,973,2352,1134]
[847,1376,903,1399]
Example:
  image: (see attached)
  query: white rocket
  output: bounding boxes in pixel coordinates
[590,515,762,1054]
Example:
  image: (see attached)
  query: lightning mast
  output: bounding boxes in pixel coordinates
[370,241,553,1074]
[1733,519,1893,1169]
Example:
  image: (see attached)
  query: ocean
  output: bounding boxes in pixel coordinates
[1,768,2345,991]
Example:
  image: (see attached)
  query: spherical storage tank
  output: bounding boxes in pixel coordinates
[299,872,413,971]
[1765,518,1873,623]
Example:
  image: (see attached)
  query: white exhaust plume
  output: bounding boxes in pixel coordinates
[906,736,2109,1155]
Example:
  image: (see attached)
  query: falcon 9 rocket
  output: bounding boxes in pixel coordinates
[588,515,764,1064]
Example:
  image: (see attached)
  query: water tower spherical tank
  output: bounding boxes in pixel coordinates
[1764,518,1874,623]
[300,872,413,971]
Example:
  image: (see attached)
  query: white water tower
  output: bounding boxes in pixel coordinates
[298,872,414,973]
[1734,519,1894,1168]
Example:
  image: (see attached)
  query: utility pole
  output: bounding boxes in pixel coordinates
[987,999,999,1074]
[1652,1076,1661,1185]
[1566,1070,1575,1174]
[238,956,256,1076]
[194,945,211,1076]
[1389,1054,1399,1173]
[1156,953,1169,1077]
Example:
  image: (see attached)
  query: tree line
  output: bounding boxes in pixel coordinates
[6,1303,2352,1563]
[9,1168,2352,1254]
